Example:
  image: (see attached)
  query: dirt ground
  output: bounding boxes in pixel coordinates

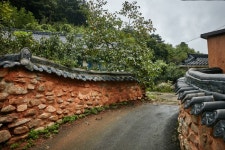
[146,92,178,105]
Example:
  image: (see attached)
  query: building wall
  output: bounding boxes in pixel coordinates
[207,35,225,72]
[178,102,225,150]
[0,67,143,145]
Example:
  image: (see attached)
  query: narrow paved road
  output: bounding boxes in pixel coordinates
[32,103,179,150]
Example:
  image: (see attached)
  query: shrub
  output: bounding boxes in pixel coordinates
[153,81,174,92]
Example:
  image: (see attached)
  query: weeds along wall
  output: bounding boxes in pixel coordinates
[0,67,143,145]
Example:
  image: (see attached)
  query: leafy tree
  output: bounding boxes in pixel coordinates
[147,34,169,62]
[8,0,87,25]
[0,2,13,27]
[82,0,166,87]
[168,42,196,64]
[0,1,37,28]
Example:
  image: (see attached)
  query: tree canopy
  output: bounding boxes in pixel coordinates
[0,0,199,88]
[6,0,87,25]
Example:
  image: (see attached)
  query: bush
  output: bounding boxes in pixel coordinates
[156,63,185,84]
[153,81,174,92]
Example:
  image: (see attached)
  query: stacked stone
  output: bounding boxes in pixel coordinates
[0,68,142,145]
[178,104,225,150]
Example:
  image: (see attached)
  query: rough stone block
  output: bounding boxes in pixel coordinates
[211,138,225,150]
[185,115,192,126]
[63,110,69,114]
[1,105,16,113]
[56,110,63,115]
[38,104,47,110]
[57,99,64,104]
[14,126,29,134]
[46,106,56,113]
[87,101,93,105]
[0,93,9,101]
[34,127,45,131]
[7,85,28,95]
[75,105,83,110]
[46,81,54,91]
[45,92,54,96]
[39,113,51,119]
[56,91,64,97]
[30,79,38,84]
[71,92,77,97]
[36,94,44,98]
[28,99,41,107]
[7,134,28,145]
[0,130,11,143]
[47,122,55,127]
[46,96,55,101]
[17,104,28,112]
[60,105,66,109]
[191,115,199,125]
[27,84,35,90]
[24,109,36,116]
[28,119,42,128]
[0,116,14,123]
[9,97,28,105]
[49,115,58,121]
[67,98,74,103]
[8,118,31,128]
[14,78,26,83]
[191,123,199,134]
[76,110,82,114]
[182,122,189,136]
[38,85,45,92]
[0,82,6,91]
[188,132,199,147]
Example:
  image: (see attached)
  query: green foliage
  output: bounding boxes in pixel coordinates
[9,0,87,26]
[28,129,39,140]
[0,2,13,27]
[84,107,105,115]
[0,2,38,28]
[10,142,20,149]
[153,81,174,93]
[147,34,169,62]
[23,139,35,150]
[168,42,196,65]
[62,115,79,123]
[82,0,164,88]
[152,62,186,85]
[13,31,35,48]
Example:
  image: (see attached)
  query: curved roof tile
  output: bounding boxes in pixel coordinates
[0,48,136,82]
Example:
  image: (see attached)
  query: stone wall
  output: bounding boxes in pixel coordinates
[178,103,225,150]
[0,67,143,145]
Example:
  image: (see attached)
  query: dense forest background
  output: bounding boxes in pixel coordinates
[0,0,199,90]
[5,0,87,25]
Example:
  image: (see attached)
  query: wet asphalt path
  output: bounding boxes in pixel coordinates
[32,104,180,150]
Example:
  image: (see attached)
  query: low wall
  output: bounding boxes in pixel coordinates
[0,49,143,145]
[178,104,225,150]
[176,68,225,150]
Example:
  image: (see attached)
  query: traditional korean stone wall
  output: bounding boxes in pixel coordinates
[0,67,143,145]
[178,103,225,150]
